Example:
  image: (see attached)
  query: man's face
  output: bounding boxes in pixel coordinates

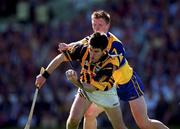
[92,18,110,33]
[89,46,104,63]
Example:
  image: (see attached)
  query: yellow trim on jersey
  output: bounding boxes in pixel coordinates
[107,32,121,51]
[107,36,113,51]
[113,60,133,85]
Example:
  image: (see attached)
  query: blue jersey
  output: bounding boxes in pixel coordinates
[106,32,125,57]
[106,32,144,101]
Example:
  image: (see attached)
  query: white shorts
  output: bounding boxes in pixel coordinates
[78,86,120,108]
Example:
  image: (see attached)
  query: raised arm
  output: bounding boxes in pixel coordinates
[46,53,66,74]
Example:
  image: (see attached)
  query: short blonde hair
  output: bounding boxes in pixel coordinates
[91,10,111,24]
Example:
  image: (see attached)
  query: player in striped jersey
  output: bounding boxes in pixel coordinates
[35,32,128,129]
[58,10,169,129]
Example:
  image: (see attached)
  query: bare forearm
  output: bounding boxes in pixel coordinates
[35,53,66,89]
[46,53,65,74]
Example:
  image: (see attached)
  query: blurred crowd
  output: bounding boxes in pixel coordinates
[0,0,179,128]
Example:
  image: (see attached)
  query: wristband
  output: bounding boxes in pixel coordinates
[42,70,50,79]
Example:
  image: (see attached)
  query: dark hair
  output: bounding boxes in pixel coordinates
[89,32,108,50]
[91,10,111,24]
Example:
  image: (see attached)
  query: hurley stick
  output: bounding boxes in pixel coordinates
[24,67,44,129]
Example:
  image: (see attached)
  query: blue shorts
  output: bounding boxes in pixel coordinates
[117,72,144,101]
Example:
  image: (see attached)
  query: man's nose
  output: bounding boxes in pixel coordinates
[95,26,100,30]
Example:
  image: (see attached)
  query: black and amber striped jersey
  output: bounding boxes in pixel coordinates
[77,32,133,85]
[64,43,121,91]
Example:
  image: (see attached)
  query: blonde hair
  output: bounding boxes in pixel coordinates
[91,10,111,24]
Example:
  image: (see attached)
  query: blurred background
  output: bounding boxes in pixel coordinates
[0,0,179,129]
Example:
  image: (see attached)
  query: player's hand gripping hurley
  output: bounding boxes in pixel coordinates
[24,67,44,129]
[63,50,90,101]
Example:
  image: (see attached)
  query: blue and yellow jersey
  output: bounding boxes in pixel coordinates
[78,32,133,85]
[64,43,121,91]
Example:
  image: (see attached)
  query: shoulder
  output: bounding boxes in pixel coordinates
[69,42,88,54]
[79,35,92,45]
[107,32,125,56]
[107,32,122,43]
[107,32,124,49]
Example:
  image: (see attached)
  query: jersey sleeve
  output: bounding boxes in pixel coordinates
[108,41,125,56]
[63,43,86,61]
[78,35,91,45]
